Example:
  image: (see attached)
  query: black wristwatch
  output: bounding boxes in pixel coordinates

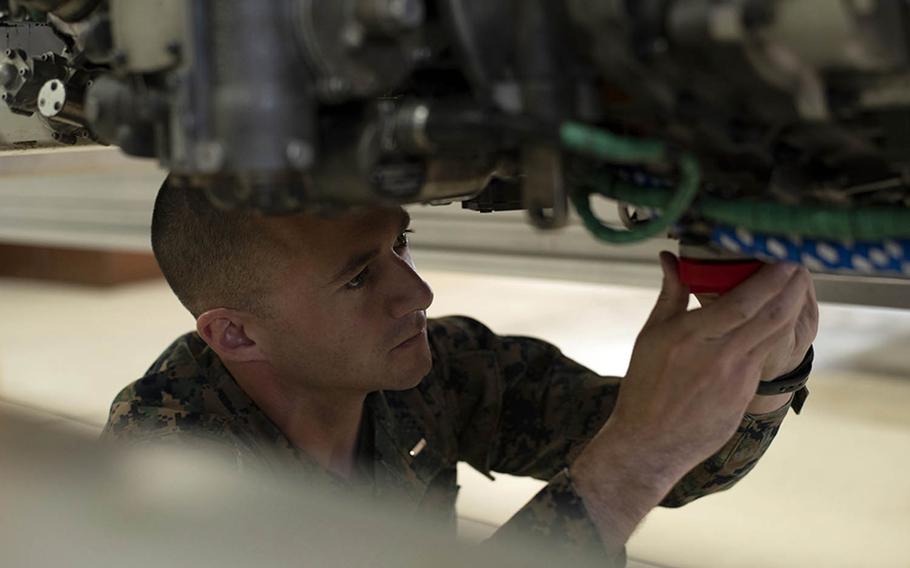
[756,346,814,396]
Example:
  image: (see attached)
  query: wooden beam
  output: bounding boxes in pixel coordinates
[0,244,162,286]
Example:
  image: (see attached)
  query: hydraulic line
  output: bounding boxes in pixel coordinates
[712,226,910,276]
[570,156,700,243]
[561,122,700,243]
[701,200,910,241]
[560,122,667,164]
[559,121,910,244]
[581,172,910,241]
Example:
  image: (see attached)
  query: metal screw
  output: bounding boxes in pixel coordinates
[317,77,350,101]
[286,140,315,170]
[342,23,365,49]
[194,141,226,173]
[386,0,424,29]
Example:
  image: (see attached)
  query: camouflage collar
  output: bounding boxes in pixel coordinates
[370,391,446,507]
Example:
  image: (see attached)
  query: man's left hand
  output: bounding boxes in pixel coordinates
[696,263,819,381]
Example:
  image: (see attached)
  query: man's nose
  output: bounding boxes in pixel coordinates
[387,256,434,319]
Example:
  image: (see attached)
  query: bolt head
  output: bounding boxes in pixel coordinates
[286,140,315,170]
[342,23,366,49]
[388,0,424,28]
[194,141,226,172]
[317,77,350,101]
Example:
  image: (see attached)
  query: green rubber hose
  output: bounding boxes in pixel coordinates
[587,177,910,240]
[570,156,701,244]
[560,121,702,243]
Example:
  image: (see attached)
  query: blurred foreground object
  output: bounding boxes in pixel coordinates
[0,409,580,568]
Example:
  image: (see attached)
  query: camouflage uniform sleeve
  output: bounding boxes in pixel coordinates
[432,316,796,558]
[104,373,212,440]
[434,317,620,480]
[660,401,791,506]
[482,469,626,567]
[100,378,252,472]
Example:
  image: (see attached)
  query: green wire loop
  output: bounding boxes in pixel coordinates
[582,176,910,240]
[561,121,700,243]
[560,121,910,242]
[570,155,701,244]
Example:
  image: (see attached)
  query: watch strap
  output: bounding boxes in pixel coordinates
[756,345,814,396]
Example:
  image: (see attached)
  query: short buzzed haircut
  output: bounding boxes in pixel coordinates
[150,176,283,318]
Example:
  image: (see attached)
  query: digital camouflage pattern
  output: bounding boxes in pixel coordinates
[103,316,798,565]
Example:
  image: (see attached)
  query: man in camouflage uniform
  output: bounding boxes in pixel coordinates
[103,178,817,565]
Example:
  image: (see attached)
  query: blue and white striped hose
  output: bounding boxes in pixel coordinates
[712,226,910,276]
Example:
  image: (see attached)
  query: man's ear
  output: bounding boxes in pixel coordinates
[196,308,264,363]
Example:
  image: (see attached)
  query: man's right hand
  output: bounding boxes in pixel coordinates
[569,252,813,551]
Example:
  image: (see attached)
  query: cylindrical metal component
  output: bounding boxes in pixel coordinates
[109,0,184,72]
[84,75,131,142]
[175,0,316,177]
[521,143,569,229]
[84,75,159,156]
[293,0,424,103]
[38,78,86,128]
[0,48,68,114]
[513,0,576,124]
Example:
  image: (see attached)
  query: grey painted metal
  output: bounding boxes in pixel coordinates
[0,21,82,150]
[0,105,58,148]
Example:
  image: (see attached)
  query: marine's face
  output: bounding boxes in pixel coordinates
[257,207,434,393]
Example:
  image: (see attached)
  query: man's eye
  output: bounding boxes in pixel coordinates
[346,267,370,290]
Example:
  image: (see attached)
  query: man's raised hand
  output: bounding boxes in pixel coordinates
[568,252,817,550]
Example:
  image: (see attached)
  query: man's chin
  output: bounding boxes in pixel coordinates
[385,340,432,390]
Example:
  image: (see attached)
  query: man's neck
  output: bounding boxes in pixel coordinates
[226,361,367,479]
